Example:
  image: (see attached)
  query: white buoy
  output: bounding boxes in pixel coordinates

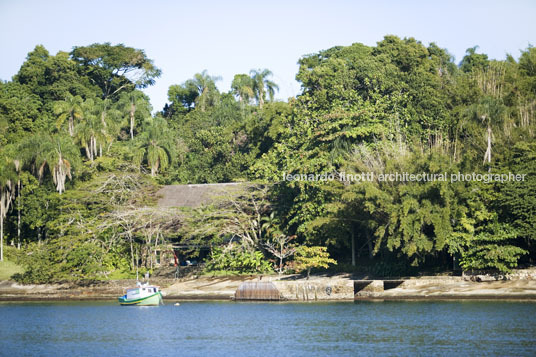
[174,303,180,306]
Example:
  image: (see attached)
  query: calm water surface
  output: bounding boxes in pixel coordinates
[1,300,535,356]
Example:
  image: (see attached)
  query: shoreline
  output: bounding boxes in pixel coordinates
[1,272,536,302]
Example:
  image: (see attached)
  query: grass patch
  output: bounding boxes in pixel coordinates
[106,269,137,280]
[0,259,24,281]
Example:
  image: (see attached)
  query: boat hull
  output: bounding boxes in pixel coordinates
[118,291,163,306]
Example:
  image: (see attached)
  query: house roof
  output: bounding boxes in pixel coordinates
[156,182,249,208]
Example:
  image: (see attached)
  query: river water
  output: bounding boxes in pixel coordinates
[1,301,535,356]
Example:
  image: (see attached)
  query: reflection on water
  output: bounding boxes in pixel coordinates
[1,300,535,356]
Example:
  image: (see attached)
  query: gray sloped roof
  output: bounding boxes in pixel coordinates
[156,183,248,208]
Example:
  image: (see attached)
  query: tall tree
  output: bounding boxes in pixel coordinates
[231,74,254,105]
[0,150,16,261]
[250,69,279,108]
[14,46,99,102]
[118,90,151,139]
[192,70,221,112]
[133,117,174,176]
[75,99,105,161]
[53,93,83,136]
[460,46,489,73]
[93,98,123,155]
[71,43,161,99]
[20,134,80,194]
[469,96,505,165]
[167,81,199,113]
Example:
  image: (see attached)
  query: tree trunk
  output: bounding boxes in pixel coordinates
[101,110,107,127]
[483,124,492,164]
[453,126,458,161]
[130,103,135,140]
[0,189,11,262]
[17,179,21,249]
[279,242,283,276]
[85,144,92,161]
[151,158,159,177]
[200,88,208,112]
[351,225,356,267]
[92,136,97,160]
[130,237,135,271]
[68,114,74,136]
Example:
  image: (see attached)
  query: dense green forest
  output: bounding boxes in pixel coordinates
[1,36,535,282]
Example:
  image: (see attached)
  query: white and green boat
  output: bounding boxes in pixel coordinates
[118,282,163,306]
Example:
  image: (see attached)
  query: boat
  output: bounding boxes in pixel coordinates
[118,282,163,306]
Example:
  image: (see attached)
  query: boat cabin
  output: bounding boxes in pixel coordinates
[125,285,160,300]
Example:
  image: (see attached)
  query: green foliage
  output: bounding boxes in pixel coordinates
[12,247,55,284]
[231,74,255,105]
[19,133,81,193]
[70,42,161,98]
[460,46,489,73]
[461,221,527,273]
[294,245,337,278]
[117,90,152,139]
[205,244,272,274]
[13,237,111,283]
[249,69,279,108]
[14,46,99,102]
[167,70,221,114]
[498,142,536,249]
[53,93,83,136]
[133,116,175,176]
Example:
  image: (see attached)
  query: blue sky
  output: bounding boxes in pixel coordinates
[1,0,535,112]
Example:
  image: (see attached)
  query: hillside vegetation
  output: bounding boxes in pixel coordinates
[1,37,535,282]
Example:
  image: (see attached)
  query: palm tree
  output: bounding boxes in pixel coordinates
[76,99,96,161]
[95,98,122,132]
[76,98,122,159]
[53,93,83,136]
[231,74,255,105]
[134,117,174,176]
[76,101,101,161]
[472,96,505,165]
[13,156,22,250]
[250,69,279,109]
[0,150,16,261]
[118,90,151,139]
[20,134,79,194]
[191,70,221,112]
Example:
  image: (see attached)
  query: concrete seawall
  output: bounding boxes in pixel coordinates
[273,279,354,301]
[353,277,536,300]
